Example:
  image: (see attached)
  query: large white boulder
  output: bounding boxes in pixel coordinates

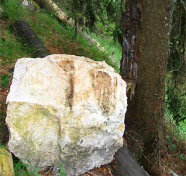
[6,54,127,175]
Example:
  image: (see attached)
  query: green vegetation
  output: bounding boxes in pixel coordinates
[13,160,67,176]
[165,0,185,140]
[177,120,186,139]
[0,0,119,71]
[165,84,186,140]
[1,74,10,88]
[165,76,186,140]
[90,33,122,61]
[0,29,32,66]
[14,161,34,176]
[56,0,124,44]
[166,0,185,123]
[14,158,67,176]
[59,162,67,176]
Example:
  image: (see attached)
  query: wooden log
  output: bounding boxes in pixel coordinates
[112,145,149,176]
[11,20,50,57]
[33,0,74,25]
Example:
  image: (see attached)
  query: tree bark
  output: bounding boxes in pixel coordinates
[74,17,78,39]
[121,0,173,174]
[120,0,140,81]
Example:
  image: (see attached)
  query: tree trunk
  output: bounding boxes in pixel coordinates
[120,0,140,81]
[73,0,78,39]
[121,0,173,174]
[74,17,78,39]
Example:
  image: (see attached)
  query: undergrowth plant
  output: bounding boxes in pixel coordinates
[0,30,32,66]
[59,162,67,176]
[1,74,10,88]
[14,160,32,176]
[13,160,67,176]
[164,109,186,141]
[2,0,29,21]
[1,0,119,71]
[90,32,122,62]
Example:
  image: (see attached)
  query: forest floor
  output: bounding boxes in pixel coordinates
[0,3,185,176]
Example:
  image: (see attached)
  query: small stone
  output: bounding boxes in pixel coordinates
[6,54,127,176]
[22,0,38,11]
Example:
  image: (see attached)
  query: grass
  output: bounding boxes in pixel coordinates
[1,74,10,88]
[0,28,32,65]
[90,33,122,62]
[1,0,119,71]
[14,160,34,176]
[177,120,186,140]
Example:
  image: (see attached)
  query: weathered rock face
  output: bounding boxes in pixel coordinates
[6,54,127,176]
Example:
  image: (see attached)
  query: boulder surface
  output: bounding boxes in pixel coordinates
[6,54,127,175]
